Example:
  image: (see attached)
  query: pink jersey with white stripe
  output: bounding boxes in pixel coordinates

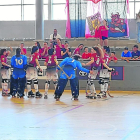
[73,48,80,55]
[90,54,104,70]
[29,52,39,67]
[101,53,109,69]
[45,55,57,67]
[1,55,8,64]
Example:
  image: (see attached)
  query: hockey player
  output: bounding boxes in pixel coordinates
[98,46,113,98]
[26,46,42,98]
[11,48,27,98]
[0,49,11,96]
[44,48,58,99]
[54,54,93,101]
[82,47,113,99]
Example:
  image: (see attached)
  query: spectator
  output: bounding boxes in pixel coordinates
[82,47,91,59]
[41,42,50,59]
[35,41,42,59]
[20,43,27,55]
[90,47,97,59]
[73,44,84,55]
[109,51,118,63]
[50,29,61,45]
[55,38,64,59]
[121,47,132,62]
[61,41,71,59]
[131,45,140,60]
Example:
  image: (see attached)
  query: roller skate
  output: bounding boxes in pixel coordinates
[11,92,17,98]
[97,92,104,98]
[71,95,78,101]
[2,90,10,97]
[18,93,24,98]
[28,90,35,98]
[44,93,48,99]
[89,93,97,99]
[54,95,60,101]
[35,91,42,98]
[86,92,90,98]
[102,92,107,98]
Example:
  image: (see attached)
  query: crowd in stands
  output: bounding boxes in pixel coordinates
[11,29,140,63]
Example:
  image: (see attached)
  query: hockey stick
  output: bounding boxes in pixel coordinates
[107,72,114,98]
[57,65,72,79]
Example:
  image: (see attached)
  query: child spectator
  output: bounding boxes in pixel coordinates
[82,47,91,59]
[131,45,140,60]
[73,44,84,55]
[41,42,50,59]
[121,47,132,62]
[109,51,118,63]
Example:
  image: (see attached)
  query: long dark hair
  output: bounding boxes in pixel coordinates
[16,48,21,57]
[103,46,110,53]
[93,47,104,58]
[0,49,6,56]
[36,41,41,49]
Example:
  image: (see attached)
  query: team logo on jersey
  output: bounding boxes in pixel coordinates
[2,58,4,61]
[79,71,87,76]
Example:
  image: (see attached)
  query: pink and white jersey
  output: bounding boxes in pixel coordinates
[101,53,109,69]
[45,55,57,67]
[29,52,39,67]
[1,55,8,65]
[90,54,104,70]
[73,47,80,55]
[55,44,64,59]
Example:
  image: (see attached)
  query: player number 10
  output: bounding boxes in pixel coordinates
[15,59,23,65]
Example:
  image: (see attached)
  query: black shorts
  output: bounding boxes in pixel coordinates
[102,36,108,40]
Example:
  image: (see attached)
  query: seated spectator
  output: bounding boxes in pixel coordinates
[82,47,91,59]
[121,47,132,62]
[109,51,118,63]
[41,42,51,59]
[61,41,71,59]
[55,38,64,59]
[73,44,84,55]
[20,43,27,55]
[90,47,97,59]
[35,41,42,59]
[131,45,140,60]
[50,29,61,45]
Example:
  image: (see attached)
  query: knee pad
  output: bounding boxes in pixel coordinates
[46,80,51,85]
[27,80,32,85]
[87,79,94,86]
[53,81,58,85]
[104,78,109,84]
[98,78,104,85]
[2,79,9,83]
[33,79,38,84]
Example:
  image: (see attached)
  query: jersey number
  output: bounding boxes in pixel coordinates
[15,59,23,65]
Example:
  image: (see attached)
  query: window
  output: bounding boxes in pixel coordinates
[23,5,35,20]
[0,6,21,20]
[44,5,48,20]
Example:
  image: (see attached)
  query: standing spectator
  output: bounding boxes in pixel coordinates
[98,20,109,46]
[90,47,97,59]
[50,29,61,45]
[121,47,132,62]
[35,41,42,59]
[131,45,140,60]
[82,47,91,59]
[109,52,118,63]
[55,38,64,59]
[20,43,27,55]
[61,41,71,59]
[41,42,50,59]
[73,44,84,55]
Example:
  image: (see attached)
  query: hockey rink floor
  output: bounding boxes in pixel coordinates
[0,90,140,140]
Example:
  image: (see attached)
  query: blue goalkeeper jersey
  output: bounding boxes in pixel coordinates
[11,55,27,69]
[57,57,90,79]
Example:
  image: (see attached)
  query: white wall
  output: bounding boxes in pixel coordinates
[0,19,137,39]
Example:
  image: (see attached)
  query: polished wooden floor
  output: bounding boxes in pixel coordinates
[0,90,140,140]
